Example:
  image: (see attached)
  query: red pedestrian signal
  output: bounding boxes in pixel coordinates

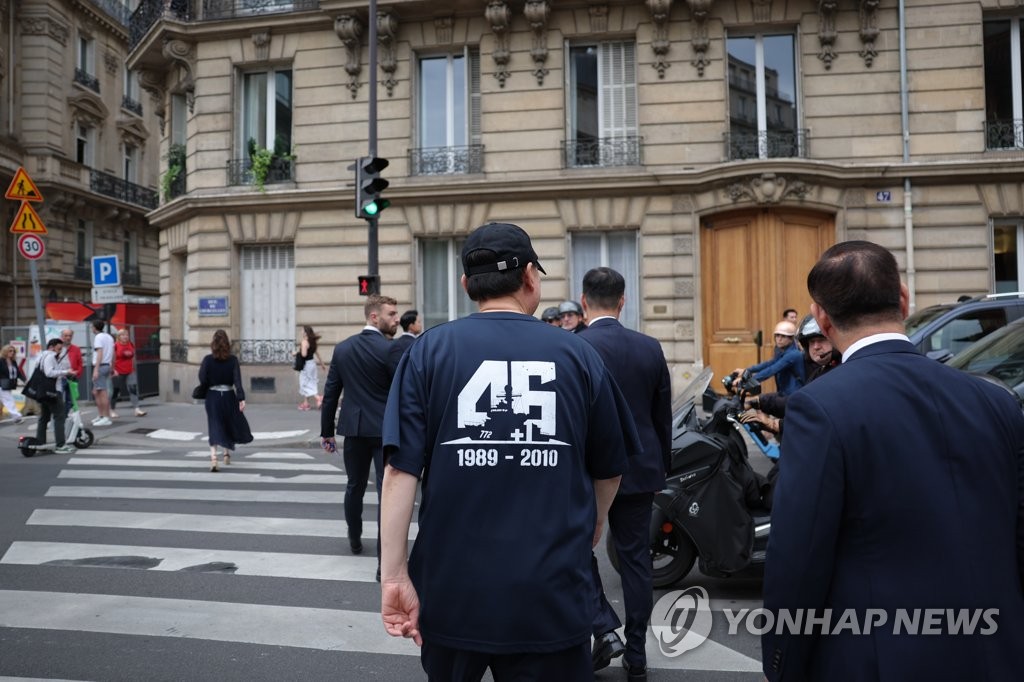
[358,275,380,296]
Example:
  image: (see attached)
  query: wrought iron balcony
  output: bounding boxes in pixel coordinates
[562,136,643,168]
[725,129,809,160]
[74,68,100,93]
[90,169,159,210]
[410,145,484,175]
[202,0,320,21]
[170,339,189,363]
[130,0,191,49]
[89,0,132,26]
[124,266,141,286]
[74,265,91,281]
[236,339,292,364]
[985,119,1024,150]
[227,157,294,186]
[122,95,143,117]
[166,168,186,200]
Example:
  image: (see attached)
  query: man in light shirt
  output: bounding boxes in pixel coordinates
[91,320,115,426]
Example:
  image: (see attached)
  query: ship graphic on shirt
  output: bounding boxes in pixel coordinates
[442,360,567,446]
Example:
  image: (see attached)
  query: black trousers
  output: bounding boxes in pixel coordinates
[591,492,655,667]
[35,396,67,447]
[421,640,591,682]
[342,435,383,550]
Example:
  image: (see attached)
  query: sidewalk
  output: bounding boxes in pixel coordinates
[1,398,324,450]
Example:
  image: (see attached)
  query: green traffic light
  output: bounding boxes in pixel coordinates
[364,201,379,216]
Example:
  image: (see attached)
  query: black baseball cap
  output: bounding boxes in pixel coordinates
[461,222,546,277]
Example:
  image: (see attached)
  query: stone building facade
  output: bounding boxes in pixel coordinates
[128,0,1024,401]
[0,0,161,328]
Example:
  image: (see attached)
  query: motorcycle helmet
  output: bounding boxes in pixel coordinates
[797,314,825,345]
[558,300,583,316]
[540,306,560,323]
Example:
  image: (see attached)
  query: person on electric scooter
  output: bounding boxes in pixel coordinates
[35,338,76,454]
[732,320,805,397]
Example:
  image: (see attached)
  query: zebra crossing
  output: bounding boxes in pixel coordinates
[0,443,765,680]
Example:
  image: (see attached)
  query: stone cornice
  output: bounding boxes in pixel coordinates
[71,0,129,43]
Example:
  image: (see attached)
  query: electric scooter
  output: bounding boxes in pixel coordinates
[19,381,95,456]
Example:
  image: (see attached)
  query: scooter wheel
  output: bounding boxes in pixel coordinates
[19,437,40,457]
[74,429,95,449]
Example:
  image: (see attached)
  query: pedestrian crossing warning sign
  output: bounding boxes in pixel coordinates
[9,201,47,234]
[4,167,43,202]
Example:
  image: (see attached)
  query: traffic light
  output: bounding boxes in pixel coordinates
[354,156,390,219]
[358,275,380,296]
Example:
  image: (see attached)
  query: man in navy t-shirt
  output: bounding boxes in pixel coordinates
[380,222,639,681]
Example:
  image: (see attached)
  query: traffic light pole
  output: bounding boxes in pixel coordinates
[367,0,379,285]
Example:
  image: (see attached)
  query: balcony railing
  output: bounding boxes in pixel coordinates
[122,95,143,117]
[89,0,133,27]
[170,339,189,363]
[410,145,484,175]
[562,136,643,168]
[986,119,1024,150]
[725,129,809,160]
[130,0,191,49]
[202,0,319,21]
[227,157,294,186]
[124,266,141,286]
[235,339,292,364]
[90,169,159,210]
[74,68,100,93]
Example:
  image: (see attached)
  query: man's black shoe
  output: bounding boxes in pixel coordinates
[592,631,625,671]
[622,657,647,681]
[349,535,363,555]
[375,566,381,582]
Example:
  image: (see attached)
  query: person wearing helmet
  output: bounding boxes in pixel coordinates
[540,306,562,326]
[559,300,586,332]
[732,320,805,397]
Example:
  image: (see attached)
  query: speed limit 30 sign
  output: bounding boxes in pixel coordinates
[17,233,44,260]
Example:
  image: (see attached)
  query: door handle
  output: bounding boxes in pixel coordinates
[724,337,741,344]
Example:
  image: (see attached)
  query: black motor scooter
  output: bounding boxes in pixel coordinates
[607,369,773,587]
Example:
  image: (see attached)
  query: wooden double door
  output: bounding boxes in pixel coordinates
[701,209,835,391]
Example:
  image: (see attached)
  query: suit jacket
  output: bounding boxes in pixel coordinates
[763,339,1024,682]
[389,332,417,372]
[579,318,672,494]
[320,328,395,439]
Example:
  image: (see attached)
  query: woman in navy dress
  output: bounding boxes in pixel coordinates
[198,329,246,472]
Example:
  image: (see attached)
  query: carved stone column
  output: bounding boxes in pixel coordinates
[817,0,838,69]
[485,0,512,88]
[335,15,363,99]
[686,0,711,77]
[859,0,880,67]
[524,0,550,85]
[252,31,270,61]
[647,0,673,79]
[377,11,398,97]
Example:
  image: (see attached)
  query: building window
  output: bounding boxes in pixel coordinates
[77,33,95,74]
[76,122,94,166]
[124,143,138,183]
[171,93,187,146]
[75,220,93,279]
[565,41,639,168]
[124,231,140,285]
[726,32,804,160]
[412,49,482,175]
[240,244,295,363]
[984,18,1024,149]
[123,69,142,116]
[419,238,474,330]
[994,220,1024,292]
[570,232,640,329]
[241,68,292,158]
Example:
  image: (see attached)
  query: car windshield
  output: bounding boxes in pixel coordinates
[947,320,1024,399]
[905,304,955,337]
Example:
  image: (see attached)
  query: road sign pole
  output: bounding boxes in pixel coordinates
[27,258,47,349]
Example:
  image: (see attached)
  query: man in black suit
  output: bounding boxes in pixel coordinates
[763,241,1024,681]
[321,294,400,557]
[391,309,421,362]
[579,267,672,681]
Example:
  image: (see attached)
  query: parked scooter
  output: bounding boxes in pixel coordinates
[607,369,773,587]
[19,381,95,456]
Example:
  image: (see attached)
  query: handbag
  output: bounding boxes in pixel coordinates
[293,352,306,372]
[24,366,58,402]
[191,384,208,400]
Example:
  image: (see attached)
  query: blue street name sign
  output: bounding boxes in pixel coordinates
[199,297,229,317]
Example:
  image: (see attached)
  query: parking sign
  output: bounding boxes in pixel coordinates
[92,254,120,287]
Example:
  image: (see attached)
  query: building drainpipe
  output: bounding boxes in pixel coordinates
[899,0,916,311]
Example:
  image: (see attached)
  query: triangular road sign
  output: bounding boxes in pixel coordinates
[9,201,47,234]
[5,167,43,202]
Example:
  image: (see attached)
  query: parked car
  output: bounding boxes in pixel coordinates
[905,293,1024,361]
[946,317,1024,403]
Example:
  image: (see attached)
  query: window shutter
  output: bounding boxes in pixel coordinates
[599,41,637,140]
[469,47,481,144]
